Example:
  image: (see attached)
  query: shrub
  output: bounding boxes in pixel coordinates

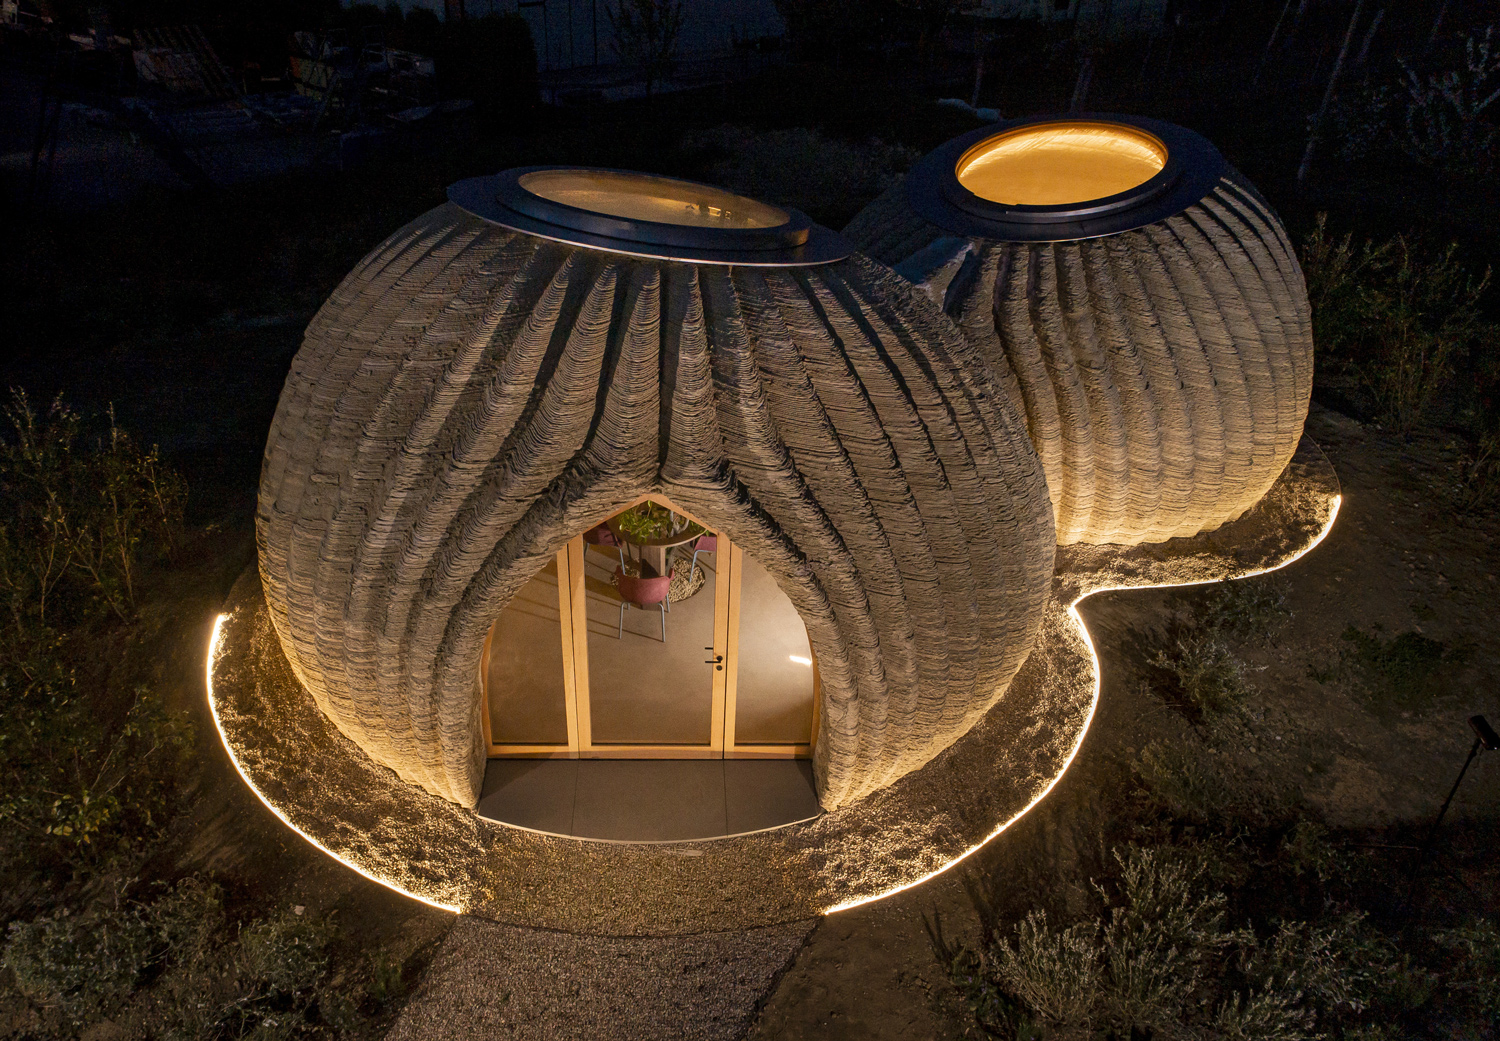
[1340,624,1453,704]
[0,393,192,869]
[1435,920,1500,1028]
[993,910,1102,1030]
[0,390,185,627]
[1397,26,1500,176]
[237,908,334,1000]
[1203,577,1294,644]
[3,878,224,1026]
[1211,985,1318,1041]
[1095,847,1237,1034]
[1301,215,1496,433]
[1151,632,1254,717]
[4,904,155,1023]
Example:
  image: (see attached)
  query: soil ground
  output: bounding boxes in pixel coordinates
[745,403,1500,1039]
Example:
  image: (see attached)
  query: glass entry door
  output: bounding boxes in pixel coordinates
[481,494,815,759]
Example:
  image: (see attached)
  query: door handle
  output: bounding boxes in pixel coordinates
[704,650,724,669]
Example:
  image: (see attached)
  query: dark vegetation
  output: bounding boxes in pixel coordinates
[2,0,1499,1037]
[934,574,1500,1040]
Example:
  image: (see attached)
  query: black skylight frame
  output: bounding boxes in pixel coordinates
[449,166,852,266]
[904,113,1227,243]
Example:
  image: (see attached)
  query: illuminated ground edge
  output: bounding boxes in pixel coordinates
[207,436,1339,934]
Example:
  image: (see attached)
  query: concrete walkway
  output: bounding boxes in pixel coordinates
[385,916,817,1041]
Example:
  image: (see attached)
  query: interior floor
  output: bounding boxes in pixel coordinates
[476,758,822,841]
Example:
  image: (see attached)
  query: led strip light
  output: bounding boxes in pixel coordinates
[206,495,1340,921]
[205,614,463,915]
[825,493,1343,914]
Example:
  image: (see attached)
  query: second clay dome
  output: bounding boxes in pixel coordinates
[845,114,1314,546]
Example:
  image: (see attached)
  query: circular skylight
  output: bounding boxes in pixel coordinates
[956,121,1168,206]
[517,169,790,230]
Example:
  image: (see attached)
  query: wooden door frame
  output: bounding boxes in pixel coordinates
[483,493,813,760]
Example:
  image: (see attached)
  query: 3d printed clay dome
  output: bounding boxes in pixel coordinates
[256,167,1056,811]
[845,115,1314,546]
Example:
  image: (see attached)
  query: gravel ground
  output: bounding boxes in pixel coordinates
[385,917,817,1041]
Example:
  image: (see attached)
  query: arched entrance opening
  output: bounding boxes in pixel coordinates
[476,494,821,839]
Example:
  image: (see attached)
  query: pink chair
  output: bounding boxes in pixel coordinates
[688,533,717,582]
[615,566,674,641]
[584,523,626,570]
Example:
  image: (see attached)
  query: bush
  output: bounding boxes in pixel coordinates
[4,885,355,1040]
[1203,577,1294,644]
[1435,920,1500,1028]
[1340,624,1453,704]
[948,842,1456,1041]
[3,878,224,1026]
[0,390,185,627]
[4,904,156,1023]
[1302,215,1496,433]
[1151,632,1254,717]
[993,910,1102,1030]
[0,393,192,870]
[1095,847,1237,1034]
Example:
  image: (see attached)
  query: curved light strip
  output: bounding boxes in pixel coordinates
[826,493,1343,914]
[204,495,1339,919]
[205,614,462,915]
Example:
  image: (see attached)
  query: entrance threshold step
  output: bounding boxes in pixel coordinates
[476,759,820,841]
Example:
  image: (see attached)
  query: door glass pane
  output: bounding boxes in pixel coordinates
[583,503,717,745]
[486,556,568,745]
[734,552,815,745]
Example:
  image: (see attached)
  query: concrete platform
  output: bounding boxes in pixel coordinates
[477,759,821,841]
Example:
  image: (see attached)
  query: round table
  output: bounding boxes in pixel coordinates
[604,516,704,581]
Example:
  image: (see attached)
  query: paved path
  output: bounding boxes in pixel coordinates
[386,916,817,1041]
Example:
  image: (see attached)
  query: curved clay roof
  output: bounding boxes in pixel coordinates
[257,199,1056,809]
[844,121,1313,546]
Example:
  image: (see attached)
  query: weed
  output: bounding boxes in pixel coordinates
[993,910,1102,1030]
[1340,624,1452,704]
[947,947,1037,1039]
[1435,919,1500,1028]
[1456,428,1500,510]
[1301,215,1495,433]
[1279,820,1343,883]
[1203,578,1295,644]
[368,949,408,1010]
[1150,632,1254,717]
